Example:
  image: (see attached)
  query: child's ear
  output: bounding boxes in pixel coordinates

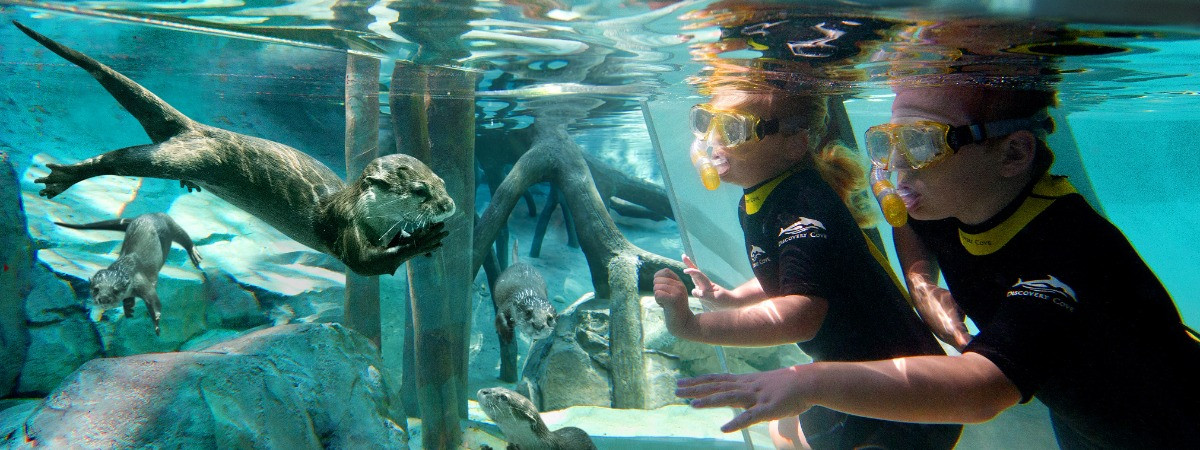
[998,130,1037,178]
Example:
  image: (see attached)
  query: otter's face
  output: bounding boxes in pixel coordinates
[90,269,132,309]
[511,304,557,341]
[356,154,456,245]
[476,387,536,422]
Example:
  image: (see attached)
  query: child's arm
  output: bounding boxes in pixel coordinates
[682,254,768,309]
[654,268,828,347]
[894,225,971,351]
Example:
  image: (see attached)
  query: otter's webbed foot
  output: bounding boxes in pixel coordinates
[180,180,202,193]
[35,162,88,198]
[122,298,136,318]
[187,247,203,268]
[150,310,161,336]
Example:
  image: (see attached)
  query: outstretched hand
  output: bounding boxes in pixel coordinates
[676,365,815,433]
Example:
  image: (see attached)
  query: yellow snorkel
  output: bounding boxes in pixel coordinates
[872,167,907,227]
[691,138,721,190]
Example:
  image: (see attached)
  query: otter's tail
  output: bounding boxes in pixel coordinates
[12,21,193,144]
[54,218,133,232]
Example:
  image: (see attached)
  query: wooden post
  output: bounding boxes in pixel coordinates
[390,61,476,449]
[607,254,646,409]
[343,53,383,347]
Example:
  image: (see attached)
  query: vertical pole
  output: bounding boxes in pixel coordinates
[343,54,383,347]
[390,61,476,449]
[390,62,429,421]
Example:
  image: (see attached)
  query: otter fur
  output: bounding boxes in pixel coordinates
[492,242,557,342]
[477,387,596,450]
[14,21,454,276]
[56,213,201,335]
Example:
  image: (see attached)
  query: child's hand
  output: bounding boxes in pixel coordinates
[653,268,697,337]
[682,254,730,309]
[653,268,690,311]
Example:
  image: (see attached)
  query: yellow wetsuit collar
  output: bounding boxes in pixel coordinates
[743,166,800,215]
[958,175,1076,256]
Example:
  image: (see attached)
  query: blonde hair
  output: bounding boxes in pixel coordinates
[716,83,879,228]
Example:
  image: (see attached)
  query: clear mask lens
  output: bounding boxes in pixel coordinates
[865,129,894,168]
[897,126,945,168]
[691,104,756,149]
[691,107,713,137]
[866,123,953,170]
[718,116,750,147]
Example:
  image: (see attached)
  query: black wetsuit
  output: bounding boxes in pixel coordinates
[909,175,1200,449]
[740,167,962,450]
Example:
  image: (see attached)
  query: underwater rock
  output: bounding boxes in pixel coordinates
[520,295,808,411]
[0,151,32,397]
[203,271,270,330]
[18,263,102,395]
[178,328,247,351]
[2,323,407,449]
[203,324,406,448]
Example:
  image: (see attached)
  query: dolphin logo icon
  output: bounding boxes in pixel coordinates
[1012,275,1078,303]
[780,217,826,237]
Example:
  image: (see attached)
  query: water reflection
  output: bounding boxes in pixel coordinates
[5,0,1198,115]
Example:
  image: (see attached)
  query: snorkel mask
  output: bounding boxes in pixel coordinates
[688,103,783,190]
[864,110,1052,226]
[865,111,1052,171]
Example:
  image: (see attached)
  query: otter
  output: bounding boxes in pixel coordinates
[14,21,455,276]
[56,213,202,335]
[492,242,557,342]
[477,387,596,450]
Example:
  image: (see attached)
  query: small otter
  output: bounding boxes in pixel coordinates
[14,21,455,276]
[477,387,596,450]
[56,213,202,335]
[492,243,557,342]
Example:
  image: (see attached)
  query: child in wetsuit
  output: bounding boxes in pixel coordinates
[652,86,962,449]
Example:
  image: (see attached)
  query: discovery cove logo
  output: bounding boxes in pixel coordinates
[779,217,827,245]
[749,245,769,268]
[1007,275,1078,312]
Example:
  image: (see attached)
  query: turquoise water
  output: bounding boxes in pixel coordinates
[1,0,1198,448]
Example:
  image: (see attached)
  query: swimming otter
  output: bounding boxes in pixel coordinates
[493,243,557,342]
[477,387,596,450]
[14,21,455,276]
[56,213,201,335]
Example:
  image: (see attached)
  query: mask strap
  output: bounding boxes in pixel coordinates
[947,109,1052,150]
[757,117,779,137]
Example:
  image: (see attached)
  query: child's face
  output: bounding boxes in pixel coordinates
[705,92,806,187]
[890,86,1007,222]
